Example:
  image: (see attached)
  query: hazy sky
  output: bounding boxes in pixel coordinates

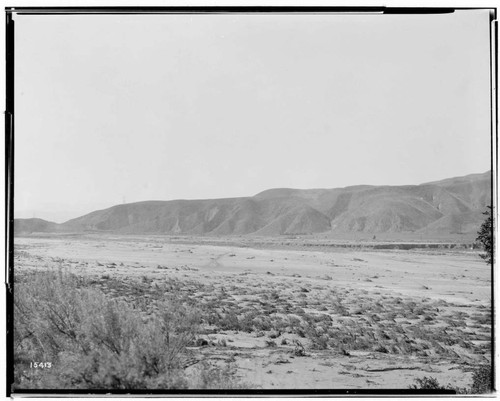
[14,10,492,222]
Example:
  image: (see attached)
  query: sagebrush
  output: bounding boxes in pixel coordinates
[13,268,241,390]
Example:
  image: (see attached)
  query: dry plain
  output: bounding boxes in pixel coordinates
[13,234,492,390]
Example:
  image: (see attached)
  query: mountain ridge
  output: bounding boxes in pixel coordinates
[15,171,491,238]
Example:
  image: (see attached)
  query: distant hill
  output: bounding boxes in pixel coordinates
[14,218,61,234]
[15,171,492,238]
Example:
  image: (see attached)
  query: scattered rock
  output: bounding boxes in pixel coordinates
[196,338,209,347]
[269,330,281,339]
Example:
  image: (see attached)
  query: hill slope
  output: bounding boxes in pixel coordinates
[14,218,61,234]
[15,171,491,238]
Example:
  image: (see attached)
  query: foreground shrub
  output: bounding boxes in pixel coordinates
[471,365,492,394]
[13,269,236,390]
[410,365,493,394]
[189,362,248,389]
[409,377,447,390]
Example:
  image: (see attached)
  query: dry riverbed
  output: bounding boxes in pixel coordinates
[13,234,491,390]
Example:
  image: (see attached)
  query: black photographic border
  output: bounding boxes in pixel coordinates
[5,5,497,397]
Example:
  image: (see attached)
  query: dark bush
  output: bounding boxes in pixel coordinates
[410,365,493,394]
[476,206,493,265]
[471,365,492,394]
[409,376,447,390]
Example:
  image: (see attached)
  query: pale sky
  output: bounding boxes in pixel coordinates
[14,10,492,222]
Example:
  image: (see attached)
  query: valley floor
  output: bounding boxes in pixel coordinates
[13,234,492,391]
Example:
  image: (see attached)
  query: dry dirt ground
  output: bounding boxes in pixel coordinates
[13,234,491,390]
